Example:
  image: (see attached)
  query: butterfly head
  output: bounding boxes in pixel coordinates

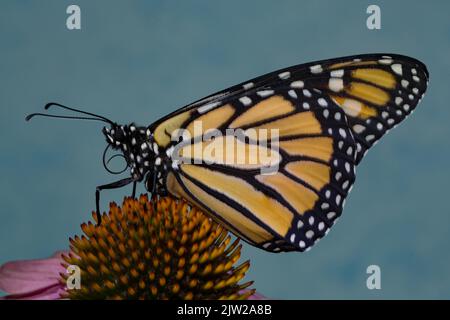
[102,123,154,180]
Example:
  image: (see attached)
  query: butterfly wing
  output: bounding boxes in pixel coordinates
[287,54,429,164]
[150,54,428,252]
[152,53,429,165]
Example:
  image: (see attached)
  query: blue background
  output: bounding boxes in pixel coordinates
[1,1,449,299]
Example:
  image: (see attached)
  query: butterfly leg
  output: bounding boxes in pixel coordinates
[131,181,137,198]
[95,177,135,225]
[151,169,158,212]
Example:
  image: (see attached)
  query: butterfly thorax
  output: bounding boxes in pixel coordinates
[103,123,168,194]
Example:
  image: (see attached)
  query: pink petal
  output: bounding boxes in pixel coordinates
[239,288,268,300]
[0,251,68,296]
[1,283,65,300]
[247,291,268,300]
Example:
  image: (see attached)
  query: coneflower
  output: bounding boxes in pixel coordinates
[60,194,255,300]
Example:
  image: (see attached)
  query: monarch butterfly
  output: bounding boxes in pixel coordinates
[26,53,428,252]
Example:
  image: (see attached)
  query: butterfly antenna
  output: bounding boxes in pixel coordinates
[45,102,114,124]
[25,113,110,123]
[25,102,114,125]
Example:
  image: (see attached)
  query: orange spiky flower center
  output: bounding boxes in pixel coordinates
[60,194,255,300]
